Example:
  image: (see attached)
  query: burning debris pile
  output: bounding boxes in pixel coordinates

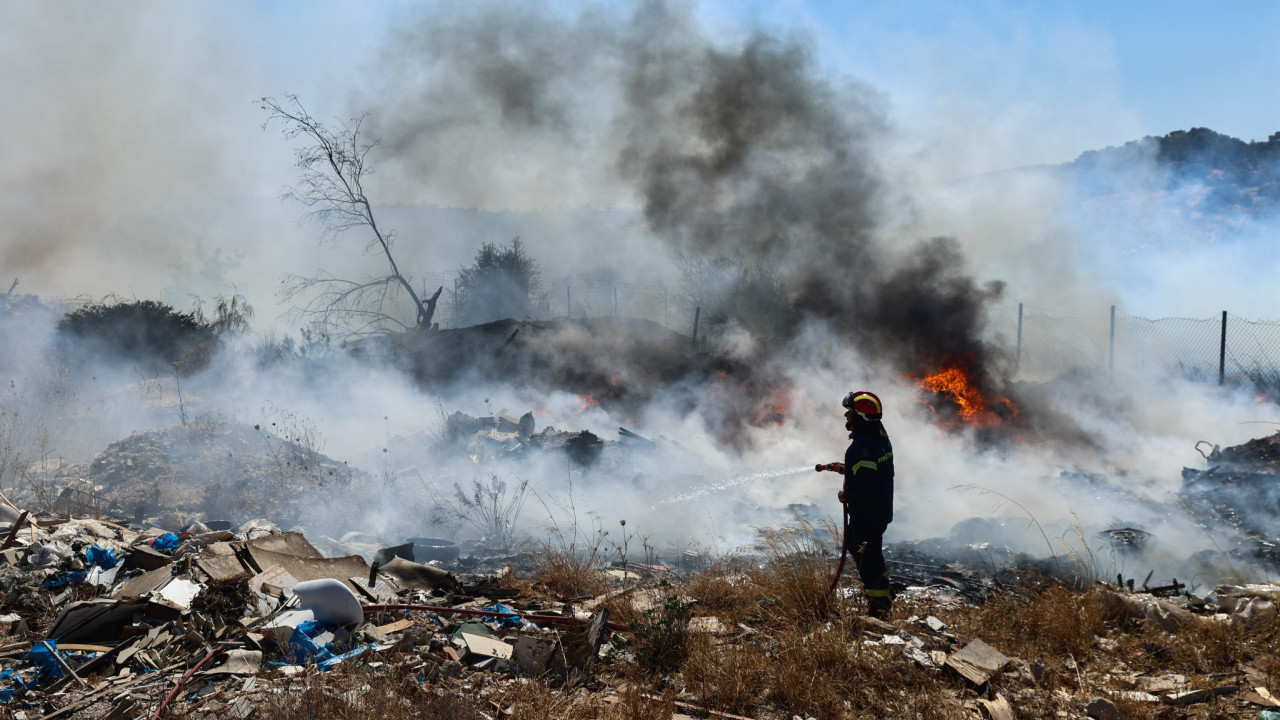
[365,316,794,447]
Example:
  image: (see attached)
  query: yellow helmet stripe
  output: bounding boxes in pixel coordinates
[852,393,882,414]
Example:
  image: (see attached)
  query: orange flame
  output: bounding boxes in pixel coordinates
[918,364,1017,428]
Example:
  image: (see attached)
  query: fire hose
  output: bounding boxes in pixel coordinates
[151,644,225,720]
[370,467,852,636]
[812,463,851,614]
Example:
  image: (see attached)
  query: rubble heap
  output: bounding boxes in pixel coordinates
[48,420,357,527]
[0,504,1273,719]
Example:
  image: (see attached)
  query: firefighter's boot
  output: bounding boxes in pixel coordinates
[867,590,892,620]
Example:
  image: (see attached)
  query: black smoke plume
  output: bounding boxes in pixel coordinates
[366,0,1012,414]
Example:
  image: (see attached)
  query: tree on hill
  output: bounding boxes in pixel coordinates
[262,95,443,340]
[453,238,540,326]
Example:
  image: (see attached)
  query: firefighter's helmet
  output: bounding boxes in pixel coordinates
[842,391,883,421]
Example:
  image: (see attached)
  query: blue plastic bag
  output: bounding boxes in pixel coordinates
[26,642,64,686]
[41,571,88,588]
[285,627,372,669]
[151,533,180,553]
[84,544,119,569]
[482,602,537,630]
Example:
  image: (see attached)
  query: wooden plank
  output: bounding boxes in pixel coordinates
[53,643,113,653]
[0,511,28,550]
[376,618,415,634]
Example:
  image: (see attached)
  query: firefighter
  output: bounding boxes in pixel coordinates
[820,390,894,619]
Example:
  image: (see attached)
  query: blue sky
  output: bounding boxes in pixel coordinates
[256,0,1279,181]
[249,0,1280,167]
[742,0,1279,149]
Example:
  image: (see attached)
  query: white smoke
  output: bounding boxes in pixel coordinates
[1,0,1278,588]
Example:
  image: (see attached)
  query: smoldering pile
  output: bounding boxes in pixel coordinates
[1180,431,1280,568]
[356,315,793,447]
[46,420,356,528]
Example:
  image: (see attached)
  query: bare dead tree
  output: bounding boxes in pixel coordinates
[261,94,442,338]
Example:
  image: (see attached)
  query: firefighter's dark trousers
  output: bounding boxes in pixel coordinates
[847,520,891,619]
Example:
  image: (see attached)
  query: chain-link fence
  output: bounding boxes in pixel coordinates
[416,269,1280,388]
[994,304,1280,387]
[415,272,696,334]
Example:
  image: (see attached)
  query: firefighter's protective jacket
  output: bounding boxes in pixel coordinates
[843,431,894,525]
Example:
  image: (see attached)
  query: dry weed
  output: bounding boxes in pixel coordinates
[253,666,479,720]
[602,670,678,720]
[1164,616,1249,673]
[682,634,772,715]
[956,581,1108,658]
[535,547,609,600]
[747,518,847,623]
[489,678,604,720]
[681,558,758,623]
[767,621,867,717]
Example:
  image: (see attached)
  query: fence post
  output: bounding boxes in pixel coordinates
[692,306,701,352]
[1220,310,1228,385]
[566,286,571,318]
[613,286,618,316]
[1109,305,1116,374]
[1016,303,1023,369]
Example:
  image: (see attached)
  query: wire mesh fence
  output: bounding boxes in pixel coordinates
[416,272,694,334]
[995,304,1280,389]
[417,268,1280,388]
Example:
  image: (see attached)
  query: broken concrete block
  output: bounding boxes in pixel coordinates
[349,575,399,604]
[0,612,27,636]
[205,649,263,675]
[249,564,300,594]
[946,638,1011,686]
[1136,673,1186,693]
[903,646,937,672]
[154,578,204,609]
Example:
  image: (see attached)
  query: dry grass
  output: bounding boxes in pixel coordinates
[533,547,610,601]
[745,518,851,623]
[488,679,604,720]
[955,580,1110,659]
[680,557,758,623]
[251,666,481,720]
[681,634,773,715]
